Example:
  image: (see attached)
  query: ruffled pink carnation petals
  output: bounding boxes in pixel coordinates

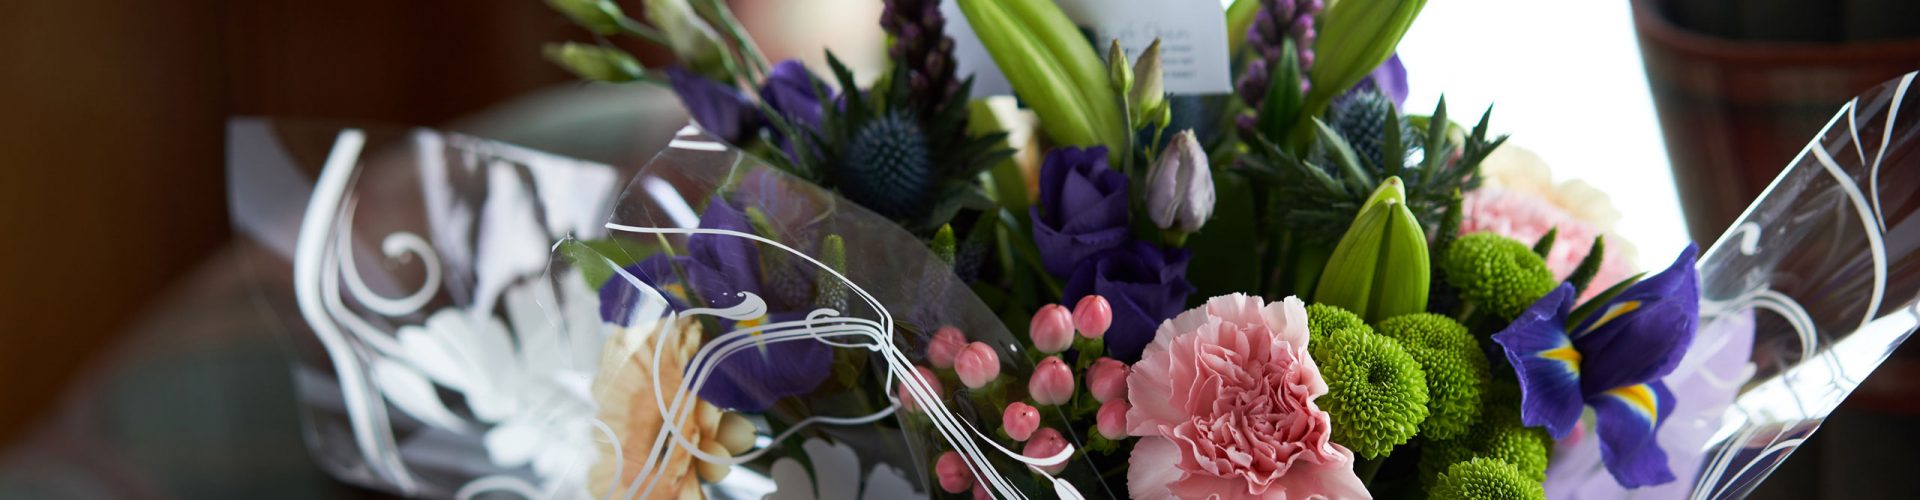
[1124,294,1370,499]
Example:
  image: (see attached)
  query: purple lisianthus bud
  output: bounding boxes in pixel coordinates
[1028,146,1132,277]
[667,66,761,145]
[1063,241,1194,362]
[1348,53,1410,108]
[1146,130,1215,234]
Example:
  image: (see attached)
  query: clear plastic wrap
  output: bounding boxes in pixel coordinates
[1546,72,1920,499]
[231,71,1920,500]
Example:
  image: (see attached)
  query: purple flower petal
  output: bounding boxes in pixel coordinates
[1573,244,1700,394]
[1588,381,1678,488]
[666,66,762,145]
[1031,146,1131,276]
[693,312,836,412]
[1493,284,1587,438]
[1063,241,1193,362]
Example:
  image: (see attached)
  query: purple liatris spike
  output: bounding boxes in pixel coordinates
[1492,244,1701,489]
[881,0,961,118]
[1238,0,1321,110]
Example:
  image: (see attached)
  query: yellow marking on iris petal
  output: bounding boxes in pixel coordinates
[741,315,770,355]
[1605,384,1660,424]
[1539,343,1583,374]
[1581,300,1643,335]
[663,283,691,303]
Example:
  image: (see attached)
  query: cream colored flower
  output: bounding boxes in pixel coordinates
[1478,145,1624,234]
[588,316,756,499]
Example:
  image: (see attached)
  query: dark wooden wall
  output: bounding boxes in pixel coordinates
[0,0,670,446]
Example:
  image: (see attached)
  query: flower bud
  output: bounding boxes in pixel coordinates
[936,451,973,493]
[1096,399,1131,439]
[1128,39,1165,130]
[1002,402,1041,441]
[544,43,643,83]
[545,0,629,35]
[954,342,1001,389]
[645,0,727,75]
[1086,357,1129,403]
[1022,427,1070,475]
[1107,39,1133,99]
[1314,175,1430,322]
[927,325,967,369]
[1072,295,1113,339]
[1028,356,1075,405]
[1028,304,1075,353]
[1146,130,1215,234]
[898,365,944,413]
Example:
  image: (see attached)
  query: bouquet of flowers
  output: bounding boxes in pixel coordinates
[229,0,1920,498]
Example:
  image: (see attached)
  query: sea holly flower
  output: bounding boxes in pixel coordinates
[1492,244,1701,488]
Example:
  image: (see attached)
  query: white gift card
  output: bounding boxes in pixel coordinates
[945,0,1233,97]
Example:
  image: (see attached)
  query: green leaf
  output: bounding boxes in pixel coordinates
[1257,39,1305,140]
[1183,172,1262,302]
[1566,236,1607,297]
[1532,227,1559,259]
[1301,0,1427,129]
[1570,270,1643,327]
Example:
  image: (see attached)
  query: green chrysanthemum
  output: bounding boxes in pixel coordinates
[1316,328,1428,459]
[1376,313,1491,440]
[1432,457,1546,500]
[1306,303,1370,349]
[841,111,932,219]
[1443,232,1558,321]
[1420,400,1552,484]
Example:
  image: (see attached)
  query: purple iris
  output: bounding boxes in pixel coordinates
[597,198,832,413]
[667,67,762,145]
[1029,146,1133,277]
[1493,244,1701,488]
[1062,241,1195,363]
[1346,53,1409,108]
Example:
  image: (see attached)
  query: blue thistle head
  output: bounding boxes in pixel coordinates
[840,112,932,219]
[1332,89,1420,170]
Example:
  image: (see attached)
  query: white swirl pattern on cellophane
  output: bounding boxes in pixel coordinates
[1688,72,1919,499]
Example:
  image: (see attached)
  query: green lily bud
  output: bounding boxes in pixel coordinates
[1108,39,1134,100]
[545,0,629,35]
[1129,39,1166,130]
[544,43,644,82]
[1314,177,1431,323]
[1302,0,1427,131]
[645,0,727,76]
[958,0,1127,155]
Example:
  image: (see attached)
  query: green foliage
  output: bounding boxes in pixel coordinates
[1431,457,1546,500]
[1305,0,1429,136]
[1443,232,1558,322]
[1531,227,1558,259]
[1239,99,1503,249]
[1565,236,1606,296]
[1376,313,1489,440]
[543,43,644,83]
[1316,328,1428,459]
[559,237,659,290]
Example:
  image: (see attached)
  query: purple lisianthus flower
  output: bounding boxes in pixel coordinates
[758,60,834,165]
[596,197,831,412]
[1063,241,1194,363]
[1493,244,1701,488]
[1030,146,1132,277]
[667,67,762,145]
[1346,53,1409,108]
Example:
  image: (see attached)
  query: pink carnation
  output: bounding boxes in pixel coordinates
[1460,187,1634,300]
[1125,294,1369,499]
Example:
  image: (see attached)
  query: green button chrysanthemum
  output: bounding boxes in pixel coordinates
[1316,327,1428,459]
[1442,232,1558,321]
[1376,313,1491,440]
[1431,457,1546,500]
[1420,399,1552,484]
[1305,303,1370,358]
